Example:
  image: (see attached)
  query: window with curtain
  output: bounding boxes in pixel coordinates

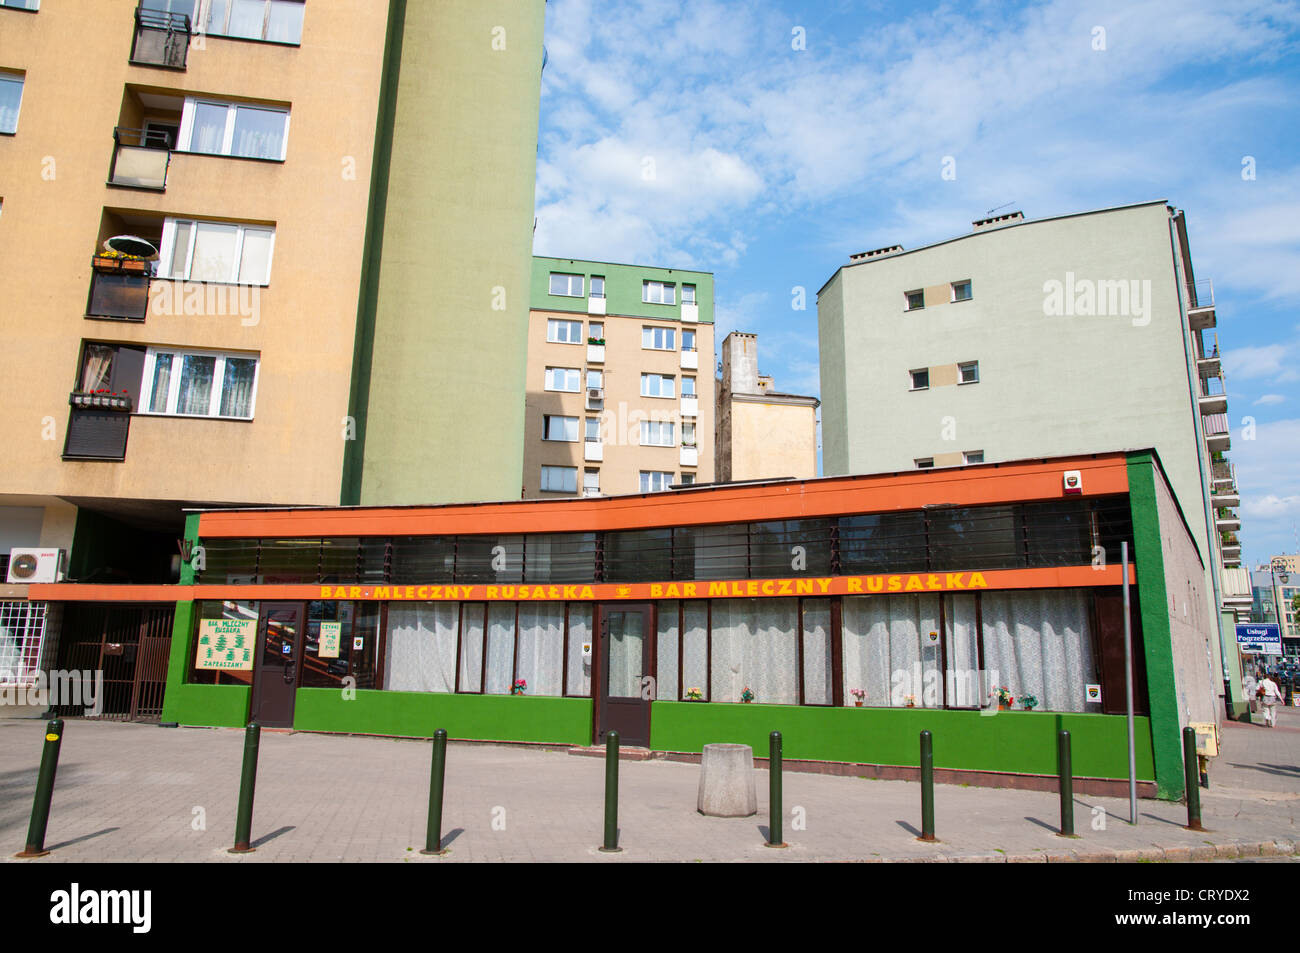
[516,603,564,696]
[0,73,23,135]
[709,598,797,704]
[944,593,981,707]
[79,345,115,392]
[384,603,458,693]
[206,0,304,43]
[566,604,592,696]
[681,602,708,700]
[802,599,832,705]
[142,349,259,419]
[484,603,515,694]
[980,589,1097,712]
[657,601,678,702]
[302,601,379,690]
[842,594,941,708]
[163,219,276,285]
[458,603,485,693]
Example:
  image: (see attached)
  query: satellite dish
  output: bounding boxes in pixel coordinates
[103,234,159,260]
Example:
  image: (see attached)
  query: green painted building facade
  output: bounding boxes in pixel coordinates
[531,256,715,325]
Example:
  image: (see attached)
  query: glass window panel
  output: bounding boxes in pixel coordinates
[802,599,832,705]
[839,512,927,574]
[604,529,671,582]
[841,595,939,708]
[540,466,578,493]
[390,536,454,584]
[384,603,458,693]
[981,589,1097,713]
[682,377,696,396]
[168,223,193,278]
[944,593,980,707]
[228,0,266,37]
[205,0,229,33]
[606,610,644,699]
[1022,500,1093,568]
[566,603,592,696]
[657,601,678,704]
[750,519,834,577]
[219,357,257,417]
[189,599,258,685]
[516,603,564,696]
[176,354,217,415]
[266,0,304,43]
[930,505,1021,570]
[190,102,229,154]
[80,345,115,393]
[456,535,523,584]
[190,223,239,282]
[682,602,708,700]
[709,598,797,705]
[484,603,515,694]
[237,228,273,284]
[318,538,360,583]
[302,600,356,689]
[195,539,259,583]
[673,524,747,580]
[257,538,318,583]
[0,75,24,135]
[458,603,485,692]
[524,533,597,584]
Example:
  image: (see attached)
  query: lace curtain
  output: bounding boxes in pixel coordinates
[802,599,833,705]
[516,603,564,696]
[982,589,1096,712]
[384,603,457,693]
[458,603,485,692]
[657,601,679,703]
[842,595,940,707]
[682,602,709,700]
[709,598,798,704]
[484,603,515,694]
[566,604,592,696]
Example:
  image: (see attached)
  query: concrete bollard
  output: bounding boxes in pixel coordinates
[697,743,757,817]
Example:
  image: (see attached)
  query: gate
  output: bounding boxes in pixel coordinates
[52,603,174,720]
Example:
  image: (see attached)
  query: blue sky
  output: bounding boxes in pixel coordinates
[532,0,1300,569]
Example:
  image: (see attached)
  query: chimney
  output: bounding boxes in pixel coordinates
[721,331,759,395]
[972,211,1024,232]
[849,244,904,263]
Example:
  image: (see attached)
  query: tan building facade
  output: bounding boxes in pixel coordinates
[716,332,819,483]
[524,258,715,498]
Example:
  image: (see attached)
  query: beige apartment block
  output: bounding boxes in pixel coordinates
[716,332,818,483]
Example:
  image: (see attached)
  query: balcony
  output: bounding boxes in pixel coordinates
[1215,508,1241,533]
[680,348,699,370]
[1187,278,1215,330]
[87,255,152,321]
[130,4,192,70]
[1197,376,1228,416]
[586,342,605,364]
[584,440,603,463]
[1212,485,1240,508]
[1211,459,1235,485]
[681,303,699,323]
[108,127,170,190]
[587,295,606,316]
[1204,413,1230,452]
[63,393,132,461]
[680,445,698,467]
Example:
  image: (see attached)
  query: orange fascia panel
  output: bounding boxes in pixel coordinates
[29,563,1135,604]
[197,454,1132,539]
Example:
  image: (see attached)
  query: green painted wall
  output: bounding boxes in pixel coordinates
[160,599,251,727]
[1221,608,1247,720]
[344,0,546,506]
[651,703,1155,780]
[1127,453,1186,800]
[292,688,592,744]
[531,257,714,324]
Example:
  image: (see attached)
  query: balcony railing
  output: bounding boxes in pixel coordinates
[63,393,132,461]
[130,4,192,70]
[1188,278,1214,310]
[1204,413,1230,437]
[108,127,170,190]
[1211,460,1235,484]
[87,256,152,321]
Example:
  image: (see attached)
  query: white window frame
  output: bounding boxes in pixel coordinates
[588,322,603,340]
[202,0,305,44]
[641,373,676,399]
[680,472,696,485]
[915,458,934,469]
[0,71,24,135]
[586,370,603,390]
[682,422,697,447]
[583,469,600,493]
[951,280,973,302]
[682,284,696,305]
[0,0,41,10]
[546,319,583,344]
[910,368,929,391]
[959,361,979,384]
[540,465,578,494]
[681,329,696,352]
[642,326,676,350]
[640,470,674,493]
[550,273,584,297]
[177,97,290,160]
[544,367,581,392]
[964,450,984,464]
[682,377,697,397]
[905,290,925,311]
[585,417,601,442]
[543,415,579,442]
[589,276,605,299]
[160,217,277,285]
[140,347,260,419]
[642,280,676,305]
[640,420,675,447]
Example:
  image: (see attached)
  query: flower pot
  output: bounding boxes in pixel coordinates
[998,702,1010,711]
[854,701,863,707]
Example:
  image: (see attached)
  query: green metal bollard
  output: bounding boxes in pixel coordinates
[16,719,64,858]
[229,722,261,854]
[1057,730,1077,837]
[918,729,936,842]
[599,730,622,853]
[1182,726,1204,832]
[421,729,449,856]
[766,731,786,848]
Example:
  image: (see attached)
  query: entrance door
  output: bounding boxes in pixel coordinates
[596,604,652,747]
[249,602,303,728]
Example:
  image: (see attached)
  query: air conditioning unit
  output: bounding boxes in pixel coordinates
[587,387,604,400]
[6,548,65,584]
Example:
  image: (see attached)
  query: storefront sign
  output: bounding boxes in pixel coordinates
[1236,623,1282,655]
[195,618,254,671]
[319,621,342,659]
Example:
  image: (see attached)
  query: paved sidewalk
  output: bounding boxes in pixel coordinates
[1,706,1296,863]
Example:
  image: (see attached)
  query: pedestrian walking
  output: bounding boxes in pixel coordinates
[1243,669,1258,715]
[1259,674,1283,727]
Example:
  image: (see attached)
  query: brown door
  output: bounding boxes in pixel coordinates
[596,603,652,747]
[249,602,303,728]
[1095,590,1148,715]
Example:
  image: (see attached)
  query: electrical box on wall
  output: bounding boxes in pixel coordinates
[1063,470,1083,494]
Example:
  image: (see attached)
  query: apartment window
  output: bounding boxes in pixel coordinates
[550,273,584,297]
[642,326,676,350]
[640,420,675,447]
[543,415,578,442]
[161,219,275,285]
[141,348,259,419]
[910,369,929,391]
[680,473,696,485]
[905,290,925,311]
[588,322,603,341]
[180,99,289,161]
[583,469,600,494]
[643,280,675,305]
[640,471,673,493]
[964,451,984,464]
[0,1,38,11]
[952,280,973,302]
[585,417,600,442]
[0,72,23,135]
[586,370,603,390]
[682,422,696,446]
[641,373,675,398]
[959,361,979,384]
[682,377,697,397]
[682,329,696,352]
[915,458,934,469]
[540,466,578,494]
[204,0,305,44]
[682,284,696,305]
[546,319,582,344]
[590,276,605,299]
[544,367,580,392]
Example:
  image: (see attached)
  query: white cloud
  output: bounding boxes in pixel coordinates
[1254,393,1286,405]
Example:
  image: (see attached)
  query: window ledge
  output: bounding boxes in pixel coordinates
[172,149,287,165]
[134,412,254,422]
[198,32,301,49]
